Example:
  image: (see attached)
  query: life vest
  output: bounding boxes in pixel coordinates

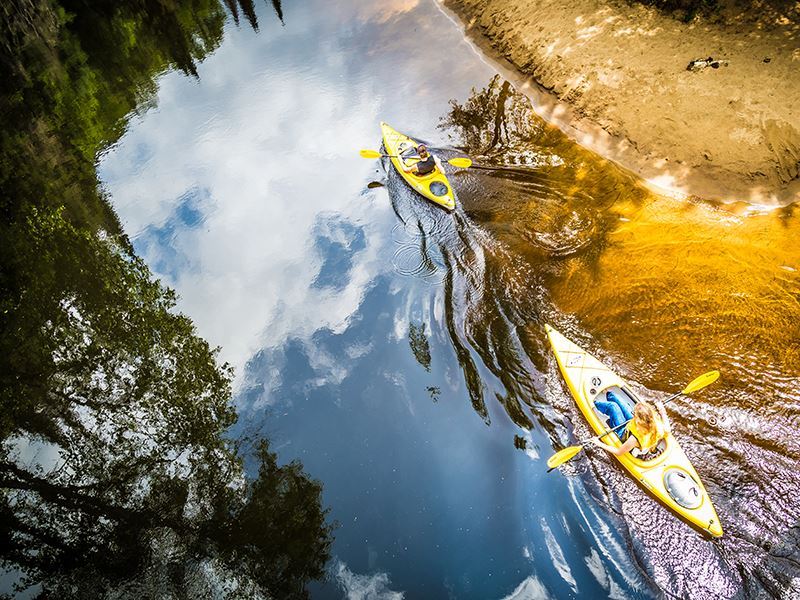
[415,154,436,175]
[627,416,664,453]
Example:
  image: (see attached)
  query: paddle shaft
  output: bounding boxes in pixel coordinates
[381,153,414,159]
[360,148,471,169]
[370,151,431,160]
[389,153,514,172]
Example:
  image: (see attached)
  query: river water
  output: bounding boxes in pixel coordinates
[99,0,800,597]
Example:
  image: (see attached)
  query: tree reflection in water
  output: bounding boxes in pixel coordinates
[1,0,331,597]
[410,75,646,436]
[1,209,332,597]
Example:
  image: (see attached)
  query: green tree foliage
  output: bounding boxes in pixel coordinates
[0,0,227,231]
[0,0,279,228]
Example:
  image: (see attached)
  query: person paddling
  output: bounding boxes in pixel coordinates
[592,391,671,458]
[400,144,442,176]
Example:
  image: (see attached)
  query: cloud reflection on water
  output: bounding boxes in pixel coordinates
[334,560,405,600]
[100,18,392,373]
[98,0,660,598]
[99,0,494,377]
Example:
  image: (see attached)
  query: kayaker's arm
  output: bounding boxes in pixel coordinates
[592,434,638,456]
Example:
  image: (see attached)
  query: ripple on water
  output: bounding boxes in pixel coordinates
[519,201,598,257]
[384,161,466,286]
[391,243,446,286]
[453,160,604,259]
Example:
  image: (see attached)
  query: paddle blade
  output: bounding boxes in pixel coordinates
[447,157,472,169]
[682,370,720,395]
[359,149,383,159]
[546,445,583,470]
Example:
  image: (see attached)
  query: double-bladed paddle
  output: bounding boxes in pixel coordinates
[359,148,472,169]
[546,370,720,470]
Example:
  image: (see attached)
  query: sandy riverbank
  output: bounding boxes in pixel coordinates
[440,0,800,205]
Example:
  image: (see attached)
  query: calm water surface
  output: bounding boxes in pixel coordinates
[99,0,800,597]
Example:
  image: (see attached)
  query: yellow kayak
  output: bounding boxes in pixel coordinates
[380,122,455,211]
[545,325,723,537]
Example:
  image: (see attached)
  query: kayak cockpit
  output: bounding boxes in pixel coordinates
[591,384,668,463]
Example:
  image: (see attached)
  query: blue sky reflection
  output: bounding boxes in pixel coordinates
[98,0,652,597]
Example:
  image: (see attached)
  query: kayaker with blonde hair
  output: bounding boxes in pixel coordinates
[592,390,671,458]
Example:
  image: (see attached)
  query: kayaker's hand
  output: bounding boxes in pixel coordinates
[590,437,605,448]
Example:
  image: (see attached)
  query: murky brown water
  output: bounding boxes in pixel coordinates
[546,192,800,597]
[431,75,800,597]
